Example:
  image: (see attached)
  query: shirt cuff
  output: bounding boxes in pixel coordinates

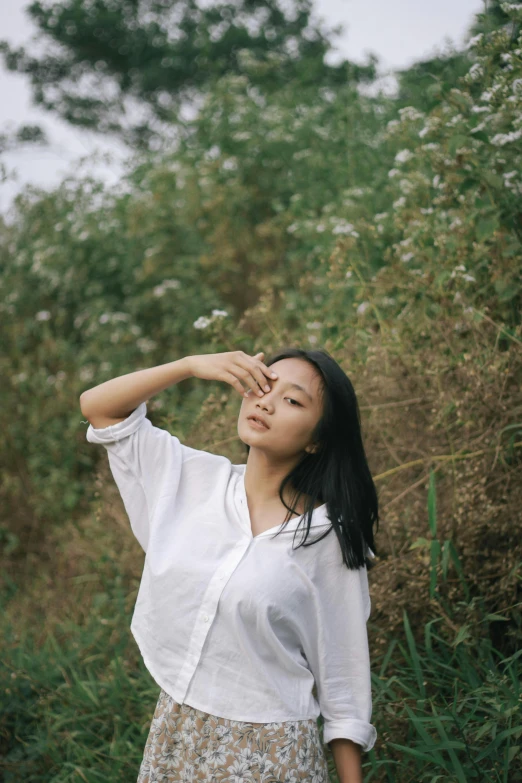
[85,401,148,444]
[323,718,377,752]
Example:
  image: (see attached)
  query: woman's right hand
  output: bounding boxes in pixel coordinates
[187,351,278,399]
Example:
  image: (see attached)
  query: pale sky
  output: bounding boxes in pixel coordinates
[0,0,483,214]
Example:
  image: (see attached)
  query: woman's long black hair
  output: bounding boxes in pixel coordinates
[244,346,378,570]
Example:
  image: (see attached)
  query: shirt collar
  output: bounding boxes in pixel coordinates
[234,467,328,540]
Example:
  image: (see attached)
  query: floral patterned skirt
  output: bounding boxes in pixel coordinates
[137,687,330,783]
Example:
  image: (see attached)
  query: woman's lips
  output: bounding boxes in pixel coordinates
[247,418,269,430]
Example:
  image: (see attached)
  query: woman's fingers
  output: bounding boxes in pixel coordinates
[250,352,278,392]
[223,371,248,396]
[222,351,279,398]
[234,362,266,396]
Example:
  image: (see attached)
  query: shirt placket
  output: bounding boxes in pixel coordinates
[174,475,252,700]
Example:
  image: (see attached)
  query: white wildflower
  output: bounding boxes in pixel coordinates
[449,217,463,229]
[293,149,312,160]
[395,149,413,164]
[36,310,51,321]
[393,196,406,209]
[388,168,400,178]
[466,33,483,49]
[332,222,354,234]
[155,279,181,296]
[466,63,484,81]
[401,252,414,263]
[500,2,522,13]
[398,107,425,122]
[194,316,212,329]
[446,113,464,127]
[306,321,322,330]
[211,309,228,318]
[491,129,522,146]
[316,224,326,232]
[356,301,370,314]
[137,338,157,353]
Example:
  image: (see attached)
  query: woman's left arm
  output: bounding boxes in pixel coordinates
[329,737,363,783]
[300,545,377,775]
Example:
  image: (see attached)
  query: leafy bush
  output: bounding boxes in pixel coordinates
[1,3,521,782]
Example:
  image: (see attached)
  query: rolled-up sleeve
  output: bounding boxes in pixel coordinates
[85,402,210,553]
[301,543,377,752]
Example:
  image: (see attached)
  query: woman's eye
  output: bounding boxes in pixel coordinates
[285,398,300,406]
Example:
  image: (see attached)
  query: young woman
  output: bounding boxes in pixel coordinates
[81,347,378,783]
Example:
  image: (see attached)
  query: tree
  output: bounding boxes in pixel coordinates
[0,0,377,152]
[392,0,521,115]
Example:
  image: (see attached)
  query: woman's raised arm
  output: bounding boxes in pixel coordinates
[79,356,193,428]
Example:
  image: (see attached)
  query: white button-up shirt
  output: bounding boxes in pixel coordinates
[85,402,377,751]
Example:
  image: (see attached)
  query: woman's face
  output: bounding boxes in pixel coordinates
[237,357,324,460]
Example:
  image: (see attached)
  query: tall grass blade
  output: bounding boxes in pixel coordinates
[402,611,426,699]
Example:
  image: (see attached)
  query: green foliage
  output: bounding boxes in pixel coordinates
[369,622,522,783]
[1,3,521,782]
[0,30,396,524]
[0,0,376,151]
[1,599,156,781]
[367,466,522,783]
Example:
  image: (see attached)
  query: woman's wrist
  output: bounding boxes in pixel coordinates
[329,738,363,783]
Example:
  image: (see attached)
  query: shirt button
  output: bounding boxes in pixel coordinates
[203,614,209,622]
